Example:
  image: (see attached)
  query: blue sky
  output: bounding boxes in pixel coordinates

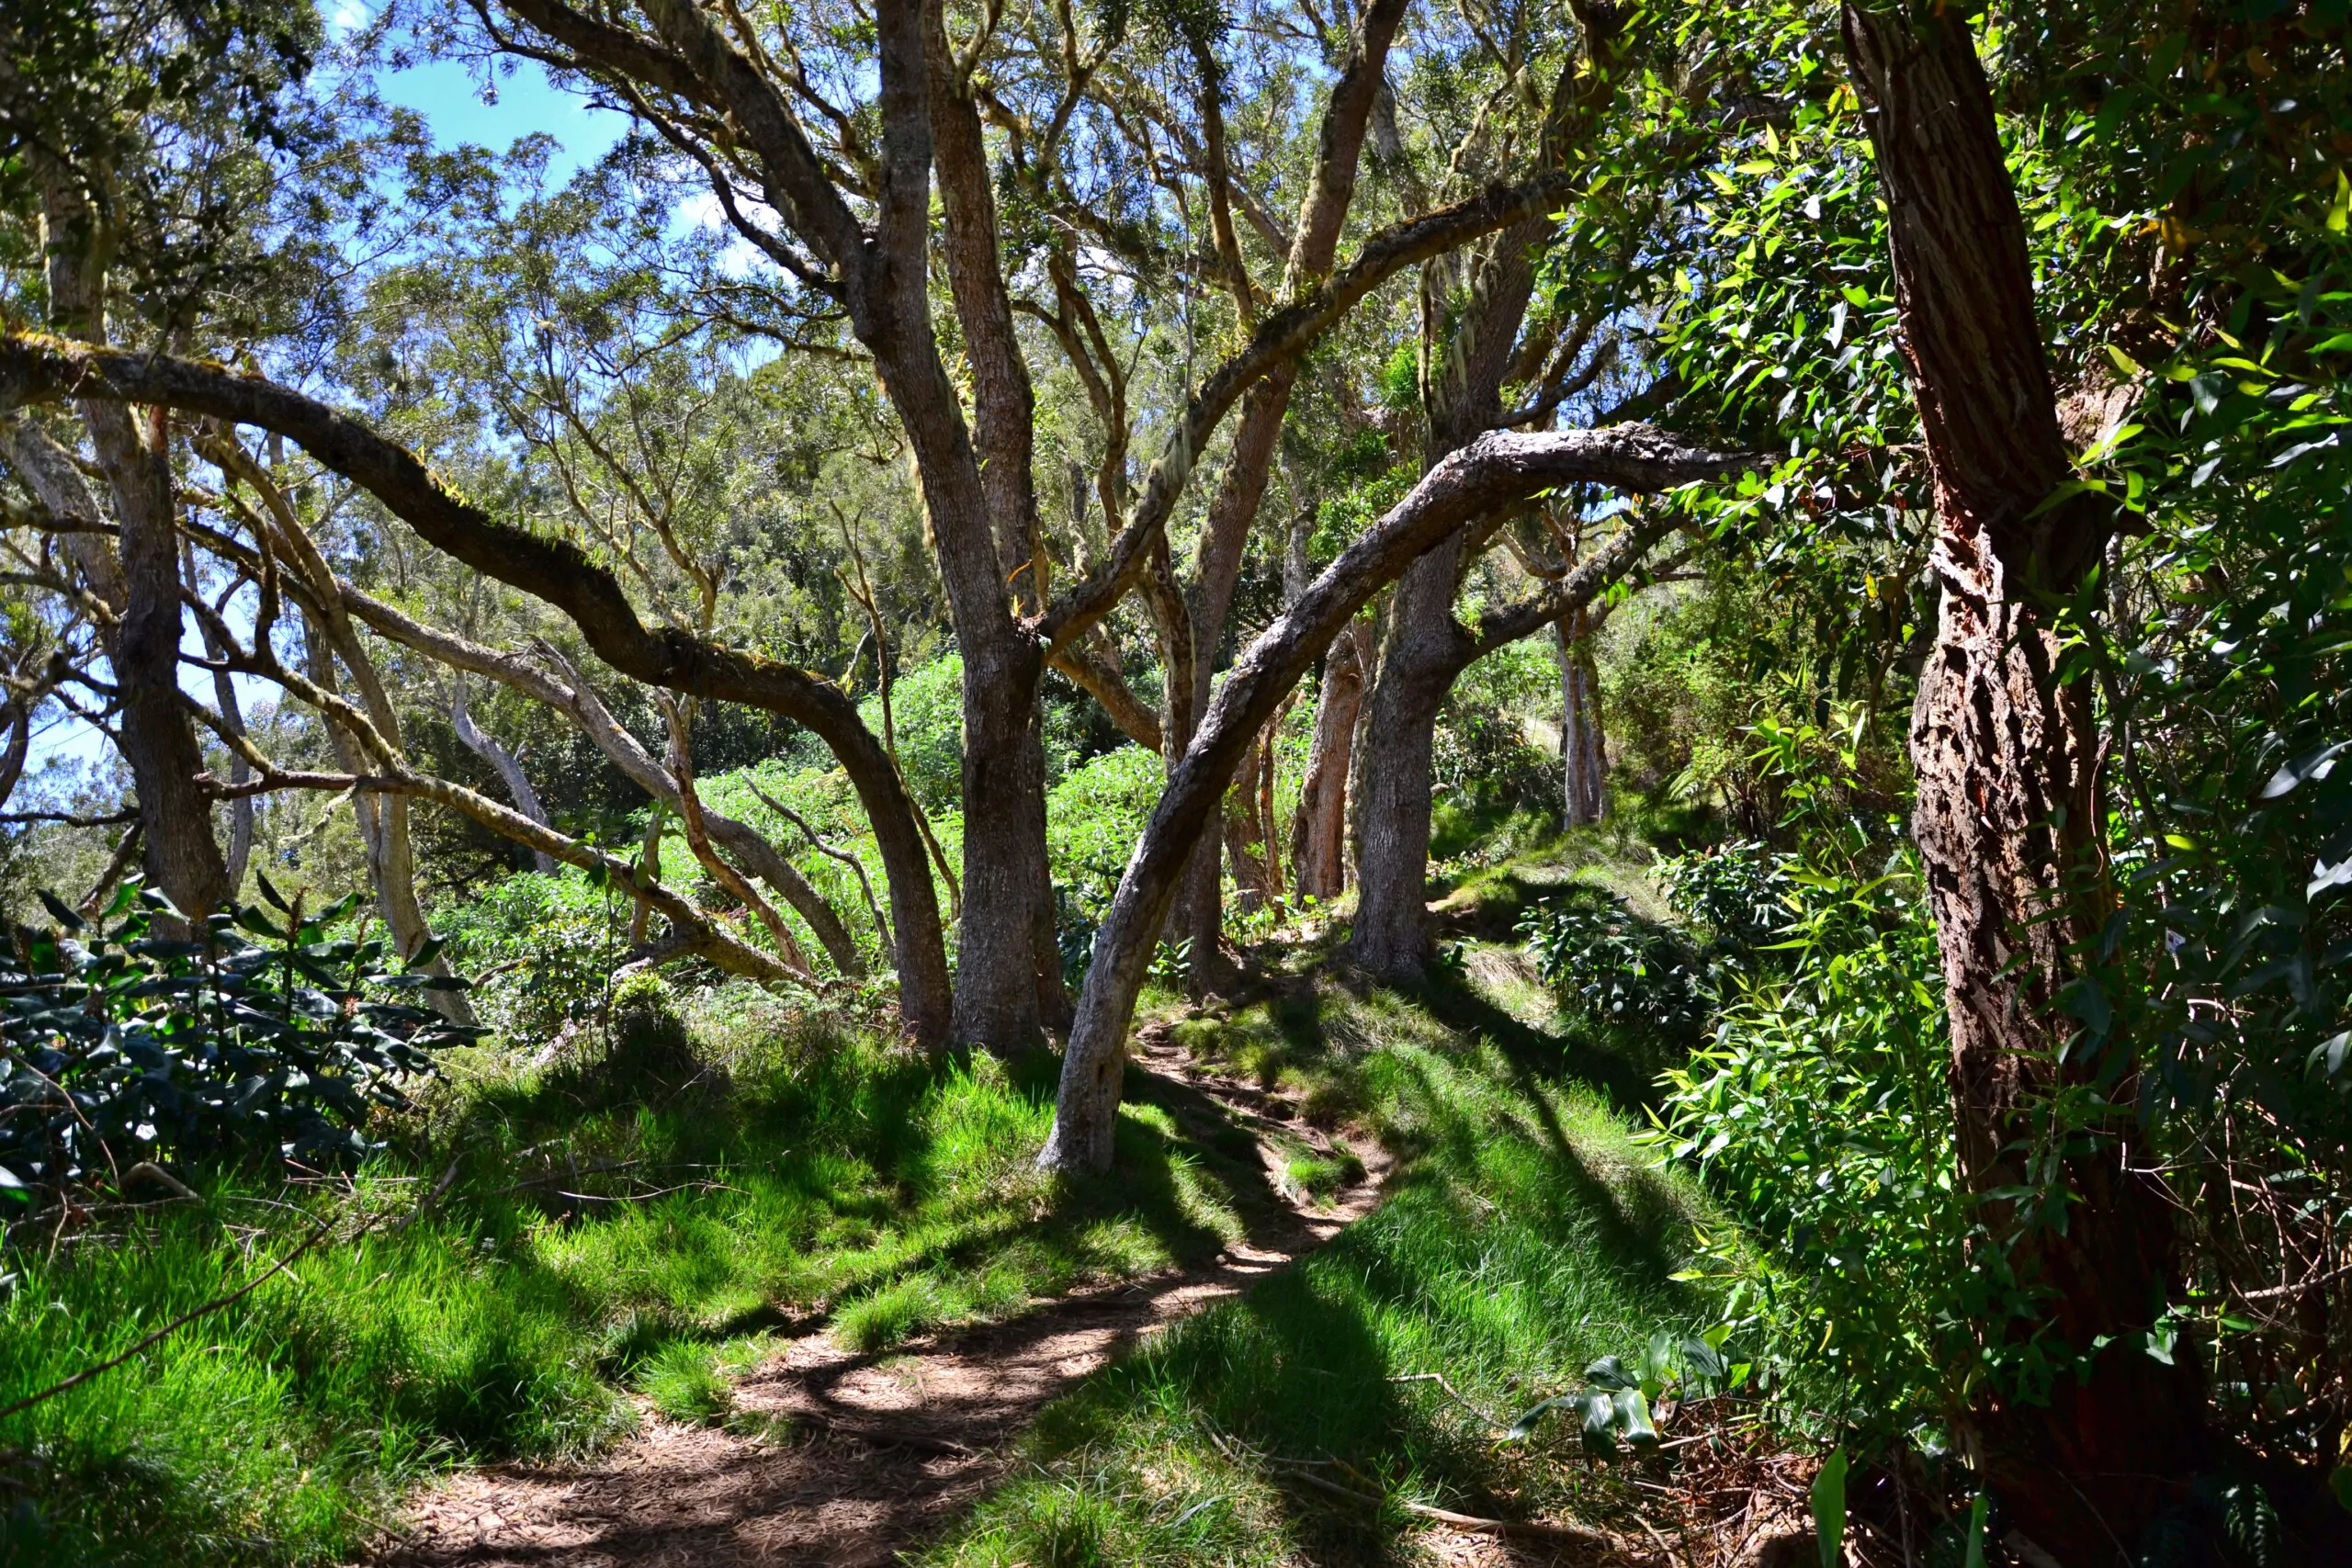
[363,9,629,177]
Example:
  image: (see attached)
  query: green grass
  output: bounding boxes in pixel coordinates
[0,1014,1277,1568]
[919,953,1721,1568]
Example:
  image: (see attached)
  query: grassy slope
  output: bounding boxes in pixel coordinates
[0,1022,1280,1568]
[1,836,1711,1568]
[925,912,1720,1566]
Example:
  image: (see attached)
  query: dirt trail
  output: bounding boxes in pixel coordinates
[380,1030,1385,1568]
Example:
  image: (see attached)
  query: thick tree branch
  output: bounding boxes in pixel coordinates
[1,333,939,1036]
[1041,423,1750,1169]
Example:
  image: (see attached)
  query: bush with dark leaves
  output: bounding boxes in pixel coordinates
[0,879,475,1195]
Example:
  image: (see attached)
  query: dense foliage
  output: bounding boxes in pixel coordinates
[0,883,473,1190]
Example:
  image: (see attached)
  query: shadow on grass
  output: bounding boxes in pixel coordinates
[925,1010,1713,1568]
[1400,962,1689,1122]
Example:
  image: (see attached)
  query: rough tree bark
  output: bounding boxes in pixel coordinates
[1346,529,1469,978]
[36,183,228,921]
[1040,425,1742,1171]
[923,0,1066,1042]
[1842,5,2202,1554]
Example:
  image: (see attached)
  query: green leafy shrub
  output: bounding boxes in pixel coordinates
[0,882,472,1190]
[1047,745,1160,922]
[1645,858,1975,1449]
[432,868,625,1047]
[1047,746,1160,980]
[1433,637,1556,818]
[549,973,703,1104]
[865,653,965,814]
[1517,889,1709,1034]
[1656,839,1796,953]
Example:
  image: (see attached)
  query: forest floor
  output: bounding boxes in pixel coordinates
[379,842,1764,1568]
[382,1029,1386,1568]
[3,832,1796,1568]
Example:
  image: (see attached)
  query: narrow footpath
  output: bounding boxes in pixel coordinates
[380,1030,1385,1568]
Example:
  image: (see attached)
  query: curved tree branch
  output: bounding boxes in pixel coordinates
[1040,423,1751,1170]
[1,333,942,1039]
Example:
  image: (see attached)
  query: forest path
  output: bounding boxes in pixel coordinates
[379,1025,1385,1568]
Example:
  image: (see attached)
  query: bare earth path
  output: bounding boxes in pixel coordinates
[380,1030,1385,1568]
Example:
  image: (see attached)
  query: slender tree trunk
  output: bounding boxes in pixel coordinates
[450,680,560,874]
[1347,536,1473,977]
[297,611,476,1024]
[198,609,255,895]
[94,406,229,919]
[1843,6,2200,1554]
[1156,0,1411,989]
[1292,618,1367,901]
[33,183,228,922]
[1224,736,1270,916]
[1557,608,1605,826]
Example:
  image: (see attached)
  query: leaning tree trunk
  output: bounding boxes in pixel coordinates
[1291,617,1368,902]
[1842,6,2202,1554]
[1042,426,1736,1170]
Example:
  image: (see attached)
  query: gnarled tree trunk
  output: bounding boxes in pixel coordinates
[1042,425,1736,1171]
[1843,6,2201,1555]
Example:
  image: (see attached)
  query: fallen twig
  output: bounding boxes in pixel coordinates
[1389,1371,1505,1430]
[387,1151,466,1235]
[1263,1454,1644,1554]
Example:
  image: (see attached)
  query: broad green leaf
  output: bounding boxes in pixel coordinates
[1584,1354,1634,1390]
[1811,1448,1849,1568]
